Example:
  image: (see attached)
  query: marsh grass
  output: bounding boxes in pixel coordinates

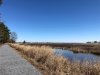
[9,44,100,75]
[69,46,100,54]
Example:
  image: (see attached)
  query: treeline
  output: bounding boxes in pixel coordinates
[86,41,100,44]
[0,22,17,43]
[0,0,17,43]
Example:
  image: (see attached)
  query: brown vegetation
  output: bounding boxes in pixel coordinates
[69,45,100,55]
[9,43,100,75]
[22,43,100,55]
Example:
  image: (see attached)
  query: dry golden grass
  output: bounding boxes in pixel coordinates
[9,43,100,75]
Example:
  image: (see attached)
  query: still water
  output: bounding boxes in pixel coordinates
[54,49,100,62]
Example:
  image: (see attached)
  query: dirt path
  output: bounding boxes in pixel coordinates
[0,44,42,75]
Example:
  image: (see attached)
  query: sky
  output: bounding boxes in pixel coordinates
[0,0,100,42]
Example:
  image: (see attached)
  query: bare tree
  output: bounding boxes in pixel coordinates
[10,32,17,43]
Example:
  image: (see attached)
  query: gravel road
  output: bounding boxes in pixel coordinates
[0,44,42,75]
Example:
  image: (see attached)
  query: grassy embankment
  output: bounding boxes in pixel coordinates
[9,43,100,75]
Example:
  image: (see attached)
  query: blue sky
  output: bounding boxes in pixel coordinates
[0,0,100,42]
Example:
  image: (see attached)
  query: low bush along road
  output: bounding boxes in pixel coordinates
[0,44,42,75]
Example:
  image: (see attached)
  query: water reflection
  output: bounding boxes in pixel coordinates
[54,49,100,62]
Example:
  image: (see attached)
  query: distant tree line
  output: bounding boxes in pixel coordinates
[0,22,17,43]
[86,41,100,44]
